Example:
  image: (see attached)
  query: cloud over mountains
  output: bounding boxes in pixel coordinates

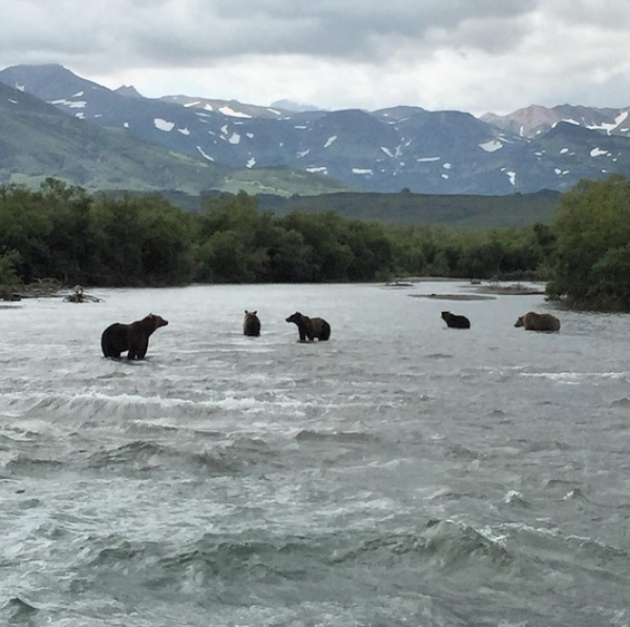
[1,1,629,114]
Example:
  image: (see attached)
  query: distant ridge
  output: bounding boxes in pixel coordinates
[482,103,630,138]
[0,77,349,196]
[115,85,144,98]
[2,63,630,195]
[270,99,323,112]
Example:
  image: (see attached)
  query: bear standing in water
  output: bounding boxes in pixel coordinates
[515,311,560,332]
[101,313,168,359]
[243,310,261,336]
[286,311,331,341]
[441,311,471,329]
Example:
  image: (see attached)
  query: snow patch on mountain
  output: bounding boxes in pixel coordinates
[51,98,86,109]
[154,118,175,132]
[588,111,629,134]
[503,169,516,185]
[196,146,214,161]
[324,136,337,148]
[479,140,503,152]
[219,105,251,118]
[590,147,610,157]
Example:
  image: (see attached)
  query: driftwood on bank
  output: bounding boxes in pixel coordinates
[11,279,103,302]
[62,285,103,303]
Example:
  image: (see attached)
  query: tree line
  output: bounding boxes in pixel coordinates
[1,175,629,311]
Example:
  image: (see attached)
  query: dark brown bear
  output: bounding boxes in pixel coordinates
[101,313,168,359]
[441,311,471,329]
[514,311,560,332]
[286,311,331,342]
[243,310,261,336]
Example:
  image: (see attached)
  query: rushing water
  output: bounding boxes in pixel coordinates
[1,282,630,627]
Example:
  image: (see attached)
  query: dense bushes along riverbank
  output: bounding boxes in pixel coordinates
[2,175,630,311]
[0,179,554,287]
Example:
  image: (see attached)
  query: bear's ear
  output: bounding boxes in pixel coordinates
[252,310,257,315]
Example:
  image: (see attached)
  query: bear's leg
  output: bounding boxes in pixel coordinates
[298,329,307,341]
[137,338,149,359]
[102,342,122,358]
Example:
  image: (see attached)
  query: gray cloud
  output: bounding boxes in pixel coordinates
[0,0,628,114]
[0,0,537,63]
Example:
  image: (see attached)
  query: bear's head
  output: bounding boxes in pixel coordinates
[147,313,168,330]
[514,315,525,328]
[286,311,305,325]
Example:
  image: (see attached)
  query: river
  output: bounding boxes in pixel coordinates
[1,281,629,626]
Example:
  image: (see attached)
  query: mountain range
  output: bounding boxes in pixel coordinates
[2,63,630,196]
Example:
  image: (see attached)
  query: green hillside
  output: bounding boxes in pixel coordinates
[111,187,560,230]
[0,83,349,197]
[257,189,562,229]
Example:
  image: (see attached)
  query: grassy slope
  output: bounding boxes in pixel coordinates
[256,189,562,229]
[0,84,350,197]
[121,187,561,229]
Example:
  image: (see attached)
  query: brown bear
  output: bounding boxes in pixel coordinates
[243,310,261,336]
[514,311,560,332]
[286,311,331,342]
[101,313,168,359]
[441,311,471,329]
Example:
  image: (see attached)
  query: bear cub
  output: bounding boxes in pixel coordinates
[243,310,261,336]
[101,313,168,359]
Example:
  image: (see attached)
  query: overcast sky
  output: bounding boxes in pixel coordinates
[2,0,630,115]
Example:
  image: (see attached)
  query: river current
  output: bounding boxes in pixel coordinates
[1,282,629,626]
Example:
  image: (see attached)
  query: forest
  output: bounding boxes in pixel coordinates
[1,175,629,311]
